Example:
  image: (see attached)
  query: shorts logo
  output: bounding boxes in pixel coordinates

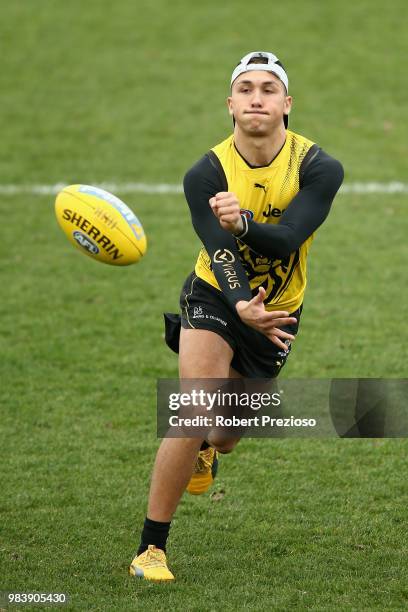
[240,209,254,220]
[73,231,99,254]
[277,339,292,358]
[213,249,235,264]
[192,306,227,326]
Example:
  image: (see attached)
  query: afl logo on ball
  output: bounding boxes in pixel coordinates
[213,249,235,264]
[73,231,99,255]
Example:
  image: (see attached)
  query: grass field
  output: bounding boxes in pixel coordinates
[1,1,408,610]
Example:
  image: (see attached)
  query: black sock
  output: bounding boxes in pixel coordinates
[200,440,210,450]
[137,517,171,555]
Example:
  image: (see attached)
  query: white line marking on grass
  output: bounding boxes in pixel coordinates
[0,182,407,196]
[340,182,408,194]
[0,182,184,196]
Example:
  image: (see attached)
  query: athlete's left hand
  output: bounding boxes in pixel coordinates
[210,192,243,234]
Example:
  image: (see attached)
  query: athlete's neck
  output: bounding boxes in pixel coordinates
[233,127,287,167]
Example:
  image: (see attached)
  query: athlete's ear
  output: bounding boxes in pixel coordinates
[284,95,293,116]
[227,96,234,116]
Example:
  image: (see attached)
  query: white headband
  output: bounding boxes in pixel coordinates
[231,51,289,93]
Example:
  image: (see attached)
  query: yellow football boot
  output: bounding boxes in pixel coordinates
[186,446,218,495]
[129,545,175,582]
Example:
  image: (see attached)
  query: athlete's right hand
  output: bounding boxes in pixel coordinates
[235,287,297,350]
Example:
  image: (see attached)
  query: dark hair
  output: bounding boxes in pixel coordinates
[244,56,287,73]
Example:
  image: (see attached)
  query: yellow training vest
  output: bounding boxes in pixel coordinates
[195,130,316,313]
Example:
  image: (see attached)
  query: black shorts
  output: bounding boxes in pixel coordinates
[164,272,302,378]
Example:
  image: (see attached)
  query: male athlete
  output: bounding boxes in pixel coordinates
[129,51,344,580]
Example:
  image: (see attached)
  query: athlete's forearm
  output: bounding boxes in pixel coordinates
[236,214,311,259]
[237,154,344,258]
[184,159,252,308]
[191,216,252,306]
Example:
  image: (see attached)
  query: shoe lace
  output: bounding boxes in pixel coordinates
[193,448,213,474]
[141,546,167,569]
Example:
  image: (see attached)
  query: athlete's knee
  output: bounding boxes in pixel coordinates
[214,442,236,454]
